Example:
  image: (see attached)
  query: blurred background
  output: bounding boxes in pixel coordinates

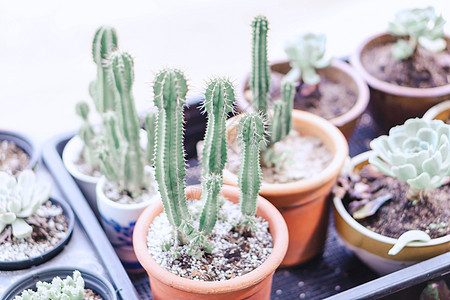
[1,0,449,144]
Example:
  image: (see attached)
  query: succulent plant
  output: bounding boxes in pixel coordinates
[270,81,295,144]
[75,102,98,168]
[238,112,266,229]
[369,118,450,201]
[250,15,270,117]
[388,7,447,60]
[15,270,85,300]
[96,51,153,197]
[145,110,157,166]
[0,170,51,238]
[284,33,332,85]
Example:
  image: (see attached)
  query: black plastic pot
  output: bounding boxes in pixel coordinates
[0,130,39,172]
[2,267,117,300]
[0,197,75,271]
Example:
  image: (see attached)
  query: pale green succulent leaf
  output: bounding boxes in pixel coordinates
[418,36,447,52]
[302,68,321,85]
[407,172,431,191]
[392,39,415,60]
[11,218,32,239]
[417,127,438,146]
[422,151,441,177]
[392,164,417,182]
[0,212,16,224]
[368,156,394,177]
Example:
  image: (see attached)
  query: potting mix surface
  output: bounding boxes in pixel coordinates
[0,140,30,176]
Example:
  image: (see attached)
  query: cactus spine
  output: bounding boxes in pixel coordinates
[91,26,118,113]
[250,15,270,117]
[238,113,265,228]
[145,110,157,166]
[153,68,190,241]
[75,102,98,167]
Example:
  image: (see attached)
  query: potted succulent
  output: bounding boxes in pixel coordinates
[224,15,348,267]
[2,268,117,300]
[423,100,450,123]
[351,6,450,131]
[0,170,74,270]
[133,69,288,299]
[333,118,449,275]
[63,26,119,212]
[94,51,158,272]
[238,29,369,140]
[0,130,38,176]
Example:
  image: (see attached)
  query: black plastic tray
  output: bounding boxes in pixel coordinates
[43,96,449,299]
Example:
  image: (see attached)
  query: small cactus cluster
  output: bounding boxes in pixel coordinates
[249,15,295,167]
[0,170,51,238]
[388,7,447,60]
[153,68,265,257]
[75,26,156,196]
[15,270,85,300]
[369,118,450,201]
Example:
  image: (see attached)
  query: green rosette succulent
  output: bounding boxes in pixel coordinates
[388,6,447,60]
[369,118,450,200]
[0,170,51,238]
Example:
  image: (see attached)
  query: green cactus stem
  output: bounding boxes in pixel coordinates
[282,80,295,136]
[110,51,144,195]
[238,113,265,229]
[91,26,118,113]
[75,101,98,167]
[270,100,284,144]
[145,110,157,166]
[198,173,223,236]
[250,15,270,116]
[153,68,191,242]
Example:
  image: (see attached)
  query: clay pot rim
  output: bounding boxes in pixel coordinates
[333,150,450,247]
[133,184,289,294]
[350,32,450,98]
[237,59,370,129]
[96,175,158,210]
[223,110,349,195]
[422,100,450,120]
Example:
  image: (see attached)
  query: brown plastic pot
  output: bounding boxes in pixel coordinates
[237,59,370,140]
[223,110,348,267]
[351,32,450,132]
[333,151,450,275]
[423,100,450,122]
[133,185,288,300]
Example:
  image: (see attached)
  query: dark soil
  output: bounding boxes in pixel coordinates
[335,164,449,239]
[269,72,357,120]
[362,40,450,88]
[0,140,30,175]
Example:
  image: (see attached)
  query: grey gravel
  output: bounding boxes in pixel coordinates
[147,196,273,281]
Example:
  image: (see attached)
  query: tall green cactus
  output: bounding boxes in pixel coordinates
[238,113,265,229]
[198,173,222,236]
[153,68,191,242]
[145,110,157,166]
[250,15,270,117]
[75,102,98,167]
[110,51,144,195]
[282,80,295,136]
[91,26,118,113]
[270,80,295,144]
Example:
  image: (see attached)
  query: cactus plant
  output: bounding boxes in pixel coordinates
[284,33,332,85]
[75,102,98,168]
[238,112,266,229]
[369,118,450,201]
[90,26,119,113]
[388,7,447,60]
[15,270,85,300]
[250,15,270,117]
[145,110,158,166]
[0,170,51,238]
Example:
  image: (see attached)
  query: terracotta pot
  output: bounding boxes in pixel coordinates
[333,151,450,275]
[223,110,348,267]
[423,100,450,122]
[237,59,370,140]
[133,185,288,300]
[351,32,450,132]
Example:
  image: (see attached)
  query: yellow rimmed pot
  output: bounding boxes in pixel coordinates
[237,59,370,140]
[423,100,450,122]
[133,185,289,300]
[351,32,450,132]
[223,110,348,267]
[333,151,450,275]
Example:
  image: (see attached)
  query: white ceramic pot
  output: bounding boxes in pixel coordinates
[333,151,450,275]
[96,175,158,273]
[62,136,100,217]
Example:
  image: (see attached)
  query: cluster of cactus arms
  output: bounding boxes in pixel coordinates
[388,7,447,60]
[90,26,119,113]
[238,113,265,230]
[369,118,450,201]
[96,51,151,197]
[15,270,85,300]
[0,171,51,239]
[75,102,98,168]
[284,33,332,85]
